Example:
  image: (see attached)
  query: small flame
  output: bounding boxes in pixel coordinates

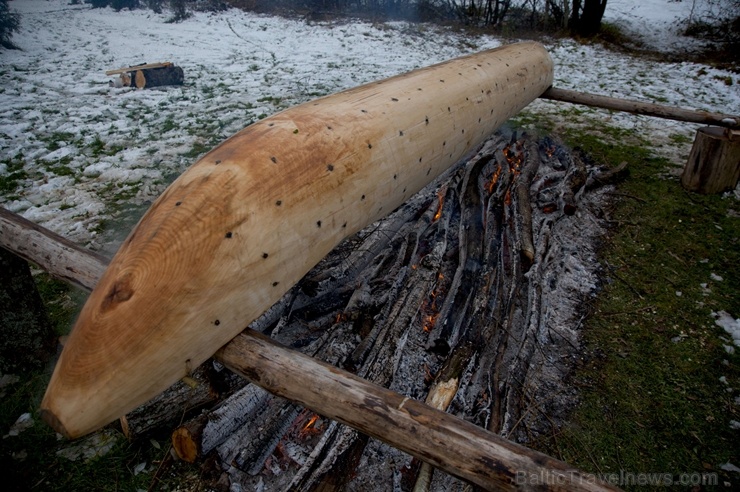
[297,413,322,439]
[421,272,445,332]
[433,189,445,222]
[503,143,523,175]
[545,145,556,158]
[302,414,319,432]
[487,164,502,193]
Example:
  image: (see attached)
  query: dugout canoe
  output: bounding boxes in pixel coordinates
[41,42,554,439]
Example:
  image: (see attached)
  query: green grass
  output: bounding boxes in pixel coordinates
[0,154,28,194]
[531,129,740,489]
[0,274,198,492]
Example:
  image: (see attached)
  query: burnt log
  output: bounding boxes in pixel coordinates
[120,361,244,440]
[171,131,616,490]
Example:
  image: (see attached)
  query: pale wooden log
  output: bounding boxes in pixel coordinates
[1,198,620,491]
[0,207,108,291]
[41,42,554,439]
[217,330,619,492]
[681,126,740,194]
[540,87,740,128]
[105,61,173,76]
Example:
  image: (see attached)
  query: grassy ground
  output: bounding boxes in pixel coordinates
[511,111,740,489]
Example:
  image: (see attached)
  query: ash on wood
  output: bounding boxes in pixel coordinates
[0,130,620,491]
[681,126,740,194]
[173,130,617,491]
[107,62,184,89]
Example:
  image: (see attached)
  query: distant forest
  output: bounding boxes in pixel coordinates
[6,0,734,48]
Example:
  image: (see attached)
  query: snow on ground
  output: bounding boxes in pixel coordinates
[0,0,738,250]
[604,0,715,52]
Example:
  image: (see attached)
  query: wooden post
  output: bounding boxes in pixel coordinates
[0,207,621,491]
[0,247,55,372]
[681,127,740,194]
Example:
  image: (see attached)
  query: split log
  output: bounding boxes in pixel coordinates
[540,87,740,128]
[41,42,555,440]
[681,126,740,194]
[0,228,623,492]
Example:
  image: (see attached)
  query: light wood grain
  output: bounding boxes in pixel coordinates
[105,61,172,75]
[41,42,554,439]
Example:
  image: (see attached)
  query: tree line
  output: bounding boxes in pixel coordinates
[1,0,737,49]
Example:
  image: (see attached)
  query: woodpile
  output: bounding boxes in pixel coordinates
[106,62,184,89]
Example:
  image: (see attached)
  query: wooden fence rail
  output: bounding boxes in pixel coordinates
[539,87,740,128]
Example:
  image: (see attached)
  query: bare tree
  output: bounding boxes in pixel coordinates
[0,0,20,49]
[569,0,607,36]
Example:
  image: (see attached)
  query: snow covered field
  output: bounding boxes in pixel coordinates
[0,0,738,249]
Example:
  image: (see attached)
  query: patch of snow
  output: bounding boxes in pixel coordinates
[713,311,740,347]
[604,0,715,52]
[710,273,723,281]
[55,429,119,462]
[3,413,34,438]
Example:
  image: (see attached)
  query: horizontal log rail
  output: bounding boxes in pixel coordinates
[0,206,620,491]
[0,208,108,290]
[540,87,740,128]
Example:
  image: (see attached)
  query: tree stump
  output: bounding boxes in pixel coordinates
[681,126,740,194]
[0,248,55,373]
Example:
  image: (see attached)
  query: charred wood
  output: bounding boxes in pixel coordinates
[0,130,617,491]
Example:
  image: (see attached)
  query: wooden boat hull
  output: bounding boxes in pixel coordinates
[41,42,553,439]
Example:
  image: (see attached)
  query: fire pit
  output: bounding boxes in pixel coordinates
[172,129,618,491]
